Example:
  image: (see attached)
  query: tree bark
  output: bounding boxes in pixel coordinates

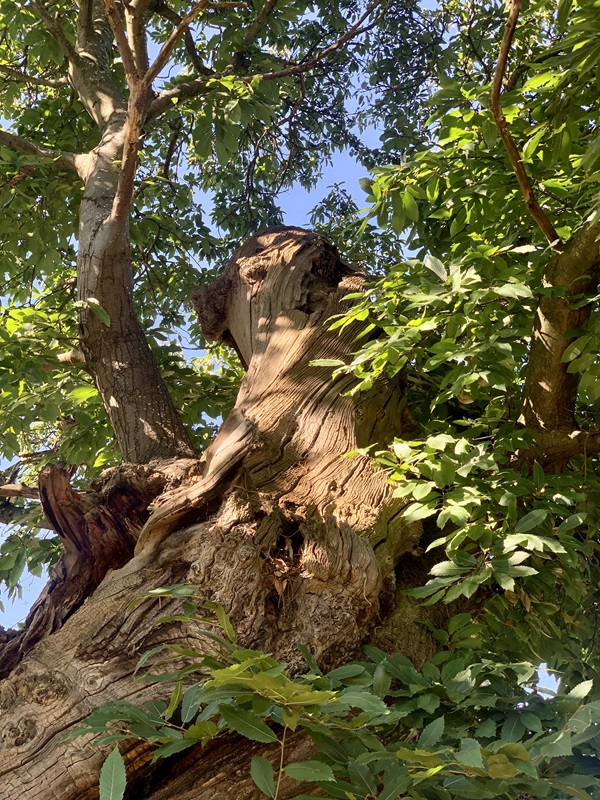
[0,228,447,799]
[76,116,197,463]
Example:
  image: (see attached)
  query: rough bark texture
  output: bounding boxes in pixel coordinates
[0,228,447,799]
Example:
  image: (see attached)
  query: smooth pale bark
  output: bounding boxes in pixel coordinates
[76,116,196,464]
[0,228,448,799]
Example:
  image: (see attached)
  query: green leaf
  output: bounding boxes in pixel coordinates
[402,190,419,222]
[418,715,445,748]
[456,738,483,769]
[327,664,366,681]
[69,386,97,404]
[514,509,548,533]
[494,284,533,300]
[538,730,573,758]
[99,747,126,800]
[487,753,518,779]
[219,705,277,743]
[284,761,335,782]
[568,679,593,699]
[251,756,275,798]
[85,298,111,327]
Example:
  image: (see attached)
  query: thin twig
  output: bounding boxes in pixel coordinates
[274,726,287,800]
[149,0,383,118]
[151,0,213,75]
[259,0,382,81]
[144,0,211,88]
[490,0,561,250]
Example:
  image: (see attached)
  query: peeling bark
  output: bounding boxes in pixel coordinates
[0,228,448,799]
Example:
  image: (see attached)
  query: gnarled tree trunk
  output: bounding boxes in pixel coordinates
[0,228,446,799]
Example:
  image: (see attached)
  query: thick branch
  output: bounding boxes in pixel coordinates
[64,0,127,129]
[490,0,561,250]
[111,86,148,222]
[0,65,69,88]
[0,130,81,173]
[127,0,151,75]
[534,429,600,462]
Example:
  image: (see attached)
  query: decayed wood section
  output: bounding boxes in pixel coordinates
[0,227,444,799]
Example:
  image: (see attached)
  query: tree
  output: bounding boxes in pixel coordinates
[0,0,600,798]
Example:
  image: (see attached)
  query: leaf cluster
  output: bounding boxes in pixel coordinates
[72,590,600,800]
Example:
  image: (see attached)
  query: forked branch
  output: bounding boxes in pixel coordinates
[490,0,561,250]
[144,0,211,87]
[104,0,141,85]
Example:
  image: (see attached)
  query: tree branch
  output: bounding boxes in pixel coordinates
[0,130,81,173]
[490,0,561,250]
[104,0,142,86]
[144,0,211,88]
[534,429,600,462]
[110,0,219,220]
[0,484,40,501]
[127,0,151,75]
[0,65,69,89]
[110,88,147,222]
[148,0,383,118]
[241,0,278,48]
[27,0,78,62]
[150,0,213,76]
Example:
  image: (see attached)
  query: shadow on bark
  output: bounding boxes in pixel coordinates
[0,227,450,799]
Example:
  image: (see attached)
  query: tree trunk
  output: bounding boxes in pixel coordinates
[77,115,196,464]
[0,227,447,799]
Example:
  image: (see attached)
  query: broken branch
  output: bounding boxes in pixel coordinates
[0,484,40,501]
